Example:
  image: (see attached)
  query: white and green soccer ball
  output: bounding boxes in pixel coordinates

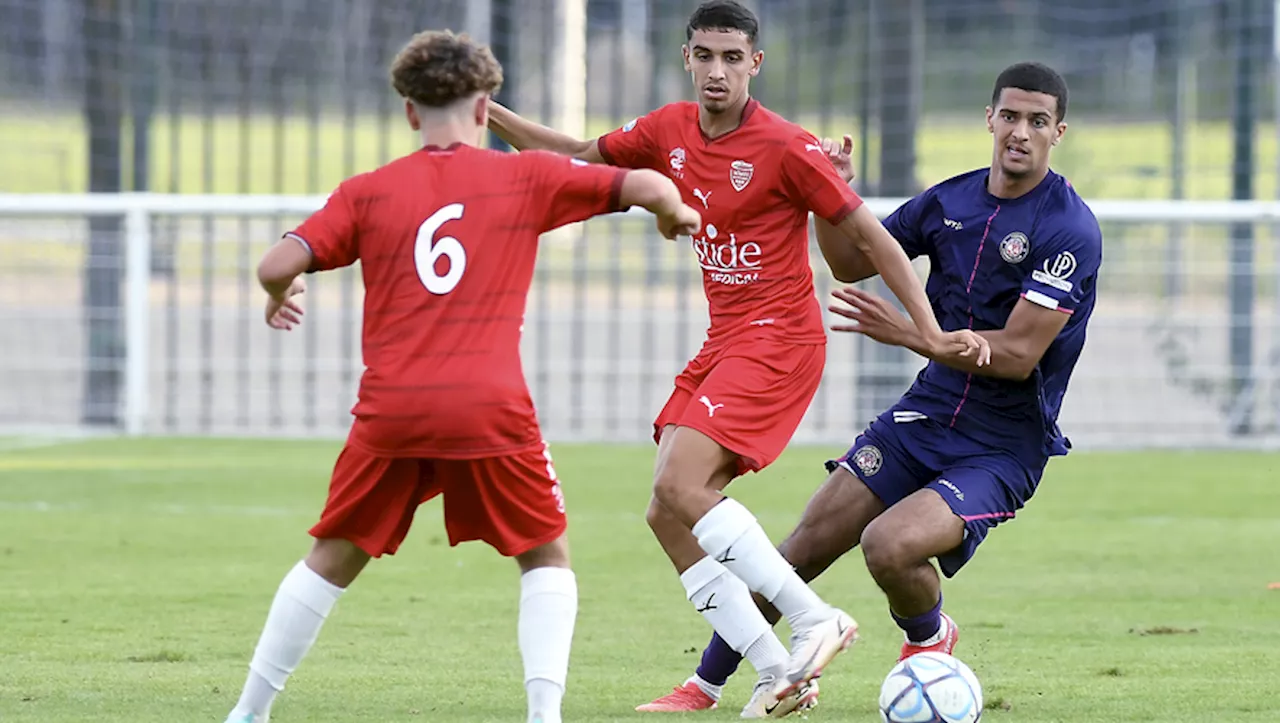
[878,652,983,723]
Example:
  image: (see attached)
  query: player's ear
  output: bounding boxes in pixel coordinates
[985,105,994,134]
[405,100,421,132]
[475,94,489,128]
[1052,121,1067,145]
[682,44,692,72]
[749,49,764,77]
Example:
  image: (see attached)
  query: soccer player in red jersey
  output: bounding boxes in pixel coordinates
[487,1,987,716]
[221,30,701,723]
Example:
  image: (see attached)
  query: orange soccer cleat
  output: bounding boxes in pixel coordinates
[636,679,719,713]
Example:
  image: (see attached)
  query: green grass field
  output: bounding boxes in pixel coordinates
[5,109,1280,201]
[1,438,1278,722]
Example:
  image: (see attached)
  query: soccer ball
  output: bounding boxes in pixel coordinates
[878,652,983,723]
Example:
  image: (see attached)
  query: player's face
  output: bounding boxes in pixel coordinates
[986,88,1067,178]
[682,29,762,115]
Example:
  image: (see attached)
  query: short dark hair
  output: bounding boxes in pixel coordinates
[390,30,503,109]
[686,0,759,46]
[991,62,1068,121]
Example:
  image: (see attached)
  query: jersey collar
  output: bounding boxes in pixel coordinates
[697,97,760,145]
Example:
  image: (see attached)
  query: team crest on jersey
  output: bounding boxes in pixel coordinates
[669,147,686,178]
[999,232,1030,263]
[851,444,883,477]
[729,160,754,191]
[622,118,638,132]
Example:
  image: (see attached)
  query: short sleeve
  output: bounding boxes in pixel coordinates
[596,110,662,171]
[526,151,628,233]
[779,134,863,226]
[287,182,359,272]
[1021,217,1102,315]
[881,190,935,260]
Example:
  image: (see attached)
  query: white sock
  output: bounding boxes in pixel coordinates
[692,499,830,627]
[227,560,344,721]
[690,674,724,701]
[744,633,789,680]
[519,566,577,723]
[680,556,787,677]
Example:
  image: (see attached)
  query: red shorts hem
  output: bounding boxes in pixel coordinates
[457,520,568,558]
[308,525,393,559]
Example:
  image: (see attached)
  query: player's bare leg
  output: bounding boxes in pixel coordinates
[692,466,887,715]
[638,426,795,715]
[651,425,857,713]
[224,538,369,723]
[514,533,577,723]
[860,488,965,660]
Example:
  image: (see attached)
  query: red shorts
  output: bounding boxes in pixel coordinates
[653,340,825,476]
[309,441,567,558]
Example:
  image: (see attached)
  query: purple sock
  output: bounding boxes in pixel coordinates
[892,595,943,644]
[694,632,743,687]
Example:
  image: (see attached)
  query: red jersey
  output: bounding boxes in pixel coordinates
[597,99,862,346]
[287,144,626,459]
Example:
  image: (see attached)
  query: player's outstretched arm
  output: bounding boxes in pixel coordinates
[833,206,986,360]
[487,100,606,163]
[830,287,1066,380]
[620,169,702,239]
[257,237,312,330]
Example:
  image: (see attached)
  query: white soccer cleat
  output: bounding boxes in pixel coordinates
[740,675,816,718]
[772,608,858,703]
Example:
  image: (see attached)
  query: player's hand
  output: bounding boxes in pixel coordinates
[828,286,915,347]
[819,134,856,184]
[657,203,702,240]
[933,329,991,367]
[265,277,306,331]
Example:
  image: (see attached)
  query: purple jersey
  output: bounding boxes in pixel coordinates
[882,168,1102,464]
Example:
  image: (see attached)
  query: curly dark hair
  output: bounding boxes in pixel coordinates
[390,30,503,108]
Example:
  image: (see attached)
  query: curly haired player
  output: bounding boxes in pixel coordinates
[222,30,701,723]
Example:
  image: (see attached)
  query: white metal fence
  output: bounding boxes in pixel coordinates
[5,193,1280,450]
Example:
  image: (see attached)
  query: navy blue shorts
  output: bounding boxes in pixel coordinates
[827,406,1045,578]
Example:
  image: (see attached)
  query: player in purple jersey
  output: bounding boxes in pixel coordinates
[650,62,1102,716]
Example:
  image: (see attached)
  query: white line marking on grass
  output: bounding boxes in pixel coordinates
[0,500,310,517]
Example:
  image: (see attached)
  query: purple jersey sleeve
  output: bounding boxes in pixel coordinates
[881,188,936,259]
[1021,215,1102,315]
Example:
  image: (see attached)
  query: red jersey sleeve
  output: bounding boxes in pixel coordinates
[288,181,359,271]
[779,134,863,226]
[525,151,628,233]
[595,110,663,170]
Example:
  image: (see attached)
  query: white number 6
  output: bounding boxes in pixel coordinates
[414,203,466,294]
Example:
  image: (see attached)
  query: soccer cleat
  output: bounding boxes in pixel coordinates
[772,608,858,702]
[635,678,719,712]
[898,612,959,661]
[224,714,264,723]
[796,679,820,713]
[741,676,818,719]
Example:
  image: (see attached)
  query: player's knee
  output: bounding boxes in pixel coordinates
[651,469,694,517]
[305,537,371,588]
[860,518,917,582]
[515,533,570,572]
[644,495,677,533]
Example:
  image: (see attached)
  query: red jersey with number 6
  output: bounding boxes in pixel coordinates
[597,99,863,346]
[286,144,626,459]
